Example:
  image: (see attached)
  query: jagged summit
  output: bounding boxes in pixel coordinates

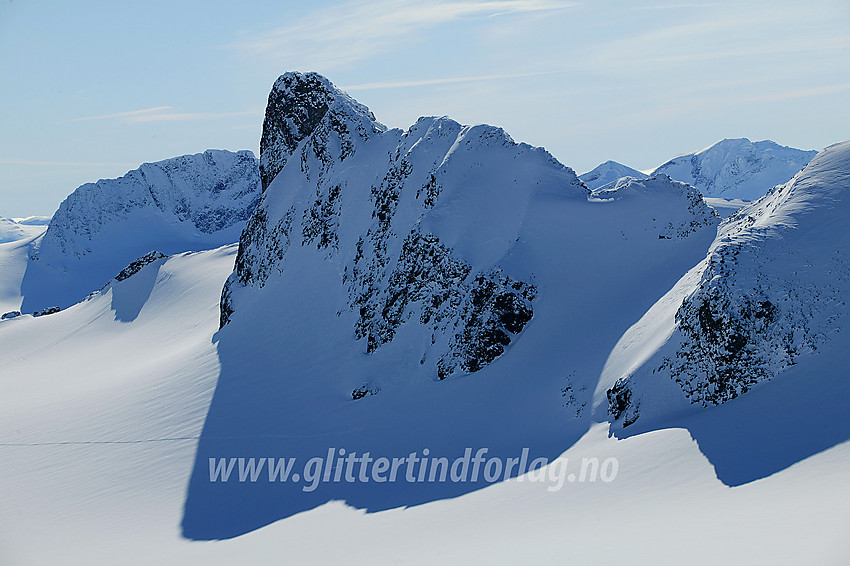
[653,137,817,200]
[222,72,720,384]
[259,71,385,191]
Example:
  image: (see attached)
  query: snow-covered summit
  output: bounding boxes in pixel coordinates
[580,160,648,191]
[653,138,816,201]
[592,173,718,239]
[42,149,259,260]
[602,140,850,428]
[13,216,51,226]
[21,149,261,311]
[224,72,726,384]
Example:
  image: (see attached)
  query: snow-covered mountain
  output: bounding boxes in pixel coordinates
[184,72,720,538]
[653,138,817,201]
[580,160,648,191]
[600,140,850,429]
[13,215,52,225]
[0,216,48,244]
[219,72,718,382]
[2,70,849,563]
[20,149,261,312]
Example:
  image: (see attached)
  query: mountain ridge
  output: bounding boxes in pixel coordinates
[19,148,261,312]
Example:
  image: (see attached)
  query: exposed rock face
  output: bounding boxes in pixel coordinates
[32,306,60,317]
[187,74,730,538]
[259,73,383,192]
[223,72,588,379]
[606,141,850,426]
[114,251,167,282]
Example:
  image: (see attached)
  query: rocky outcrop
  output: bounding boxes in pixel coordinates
[259,73,383,192]
[114,251,167,282]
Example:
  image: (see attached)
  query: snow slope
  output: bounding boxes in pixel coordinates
[654,138,816,201]
[1,243,848,564]
[579,160,648,191]
[0,216,47,244]
[20,149,260,312]
[0,233,40,313]
[599,141,850,432]
[703,196,748,219]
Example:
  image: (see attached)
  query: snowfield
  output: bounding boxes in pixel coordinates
[0,246,847,563]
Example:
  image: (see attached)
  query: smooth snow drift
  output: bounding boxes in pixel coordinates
[0,216,47,244]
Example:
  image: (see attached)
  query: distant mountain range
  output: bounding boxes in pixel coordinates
[579,160,648,191]
[581,138,817,200]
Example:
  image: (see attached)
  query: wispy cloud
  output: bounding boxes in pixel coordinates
[68,106,175,122]
[341,68,574,91]
[67,107,260,124]
[630,2,719,10]
[231,0,576,69]
[581,81,850,133]
[582,7,850,76]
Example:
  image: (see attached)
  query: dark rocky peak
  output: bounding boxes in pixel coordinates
[259,71,385,191]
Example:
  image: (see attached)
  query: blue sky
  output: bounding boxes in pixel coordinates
[1,0,848,216]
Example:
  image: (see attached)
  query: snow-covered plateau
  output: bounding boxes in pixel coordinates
[1,73,847,564]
